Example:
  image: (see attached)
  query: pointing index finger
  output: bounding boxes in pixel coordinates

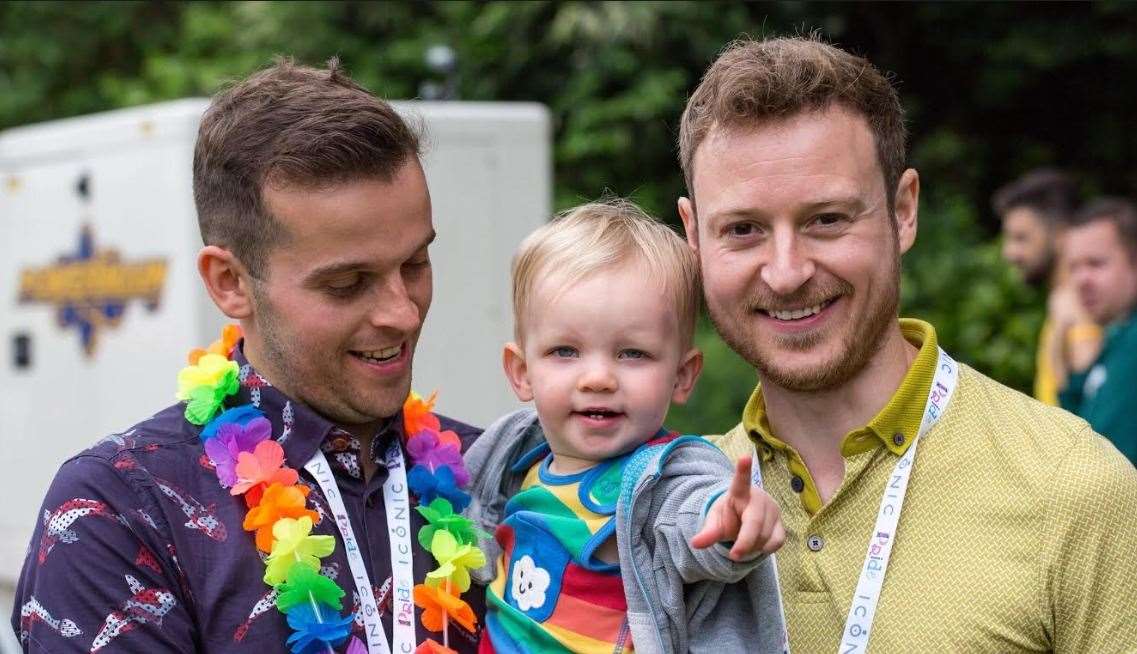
[728,455,753,502]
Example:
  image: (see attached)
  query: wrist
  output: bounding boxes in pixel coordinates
[702,489,726,519]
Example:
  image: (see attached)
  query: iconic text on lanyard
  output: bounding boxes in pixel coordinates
[305,439,418,654]
[751,348,959,654]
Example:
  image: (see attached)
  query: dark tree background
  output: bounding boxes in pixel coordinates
[4,1,1134,432]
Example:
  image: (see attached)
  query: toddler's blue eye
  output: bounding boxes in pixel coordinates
[619,349,647,360]
[551,346,578,358]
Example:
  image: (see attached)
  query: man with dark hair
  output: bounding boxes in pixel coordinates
[993,169,1079,286]
[682,37,1137,652]
[992,169,1098,405]
[12,59,484,652]
[1059,197,1137,464]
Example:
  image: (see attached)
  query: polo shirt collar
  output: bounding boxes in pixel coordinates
[745,318,940,460]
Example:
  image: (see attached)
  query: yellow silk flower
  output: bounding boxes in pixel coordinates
[264,516,336,586]
[176,353,239,400]
[425,530,485,593]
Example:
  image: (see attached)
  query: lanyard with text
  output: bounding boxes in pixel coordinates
[305,438,417,654]
[749,445,791,654]
[752,347,958,654]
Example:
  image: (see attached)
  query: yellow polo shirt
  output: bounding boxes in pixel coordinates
[711,319,1137,653]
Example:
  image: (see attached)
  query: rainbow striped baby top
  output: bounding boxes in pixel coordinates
[480,442,638,654]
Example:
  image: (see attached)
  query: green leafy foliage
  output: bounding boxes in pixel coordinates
[5,1,1132,433]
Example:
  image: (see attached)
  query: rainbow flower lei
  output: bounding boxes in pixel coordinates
[177,326,485,654]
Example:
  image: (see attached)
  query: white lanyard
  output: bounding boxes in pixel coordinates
[748,446,791,654]
[304,438,417,654]
[751,348,958,654]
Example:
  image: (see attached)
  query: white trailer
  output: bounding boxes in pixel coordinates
[0,100,549,635]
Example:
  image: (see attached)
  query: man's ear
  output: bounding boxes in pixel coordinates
[502,342,534,402]
[894,168,920,255]
[198,245,255,319]
[678,196,699,251]
[671,347,704,405]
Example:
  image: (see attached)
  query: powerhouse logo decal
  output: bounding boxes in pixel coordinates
[18,225,168,356]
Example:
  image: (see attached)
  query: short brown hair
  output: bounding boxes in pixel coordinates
[1070,197,1137,259]
[992,168,1080,226]
[679,36,906,209]
[193,58,421,276]
[512,198,700,348]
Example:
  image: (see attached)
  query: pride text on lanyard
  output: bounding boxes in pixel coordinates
[752,347,959,654]
[304,439,418,654]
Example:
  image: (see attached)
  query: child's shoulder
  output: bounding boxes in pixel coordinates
[634,430,722,456]
[641,429,685,448]
[620,432,731,489]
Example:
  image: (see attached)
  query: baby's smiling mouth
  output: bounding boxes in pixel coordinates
[573,407,624,420]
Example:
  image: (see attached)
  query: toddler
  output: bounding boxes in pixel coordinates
[466,200,786,654]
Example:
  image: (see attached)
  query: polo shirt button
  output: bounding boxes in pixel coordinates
[790,475,805,493]
[807,534,825,552]
[892,432,905,446]
[331,437,350,452]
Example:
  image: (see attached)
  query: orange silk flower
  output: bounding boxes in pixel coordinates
[414,640,457,654]
[188,324,242,365]
[404,391,441,436]
[243,483,317,552]
[412,583,476,633]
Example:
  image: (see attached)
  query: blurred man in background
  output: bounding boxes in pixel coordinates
[1059,198,1137,464]
[993,169,1096,405]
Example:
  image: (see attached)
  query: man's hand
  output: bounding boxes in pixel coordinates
[1047,283,1103,376]
[1048,283,1092,329]
[690,455,785,561]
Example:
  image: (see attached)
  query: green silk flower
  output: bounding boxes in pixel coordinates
[264,516,335,586]
[176,354,240,425]
[416,498,486,549]
[425,529,486,593]
[275,561,345,612]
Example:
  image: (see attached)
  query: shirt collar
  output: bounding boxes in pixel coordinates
[227,342,402,471]
[744,318,940,460]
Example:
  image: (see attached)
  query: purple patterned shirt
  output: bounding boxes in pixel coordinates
[12,346,484,652]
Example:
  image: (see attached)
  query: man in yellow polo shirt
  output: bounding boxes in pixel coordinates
[676,36,1137,652]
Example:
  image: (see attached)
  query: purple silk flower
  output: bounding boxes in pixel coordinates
[204,416,272,487]
[405,430,469,486]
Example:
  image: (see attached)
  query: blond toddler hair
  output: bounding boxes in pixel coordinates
[511,198,700,347]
